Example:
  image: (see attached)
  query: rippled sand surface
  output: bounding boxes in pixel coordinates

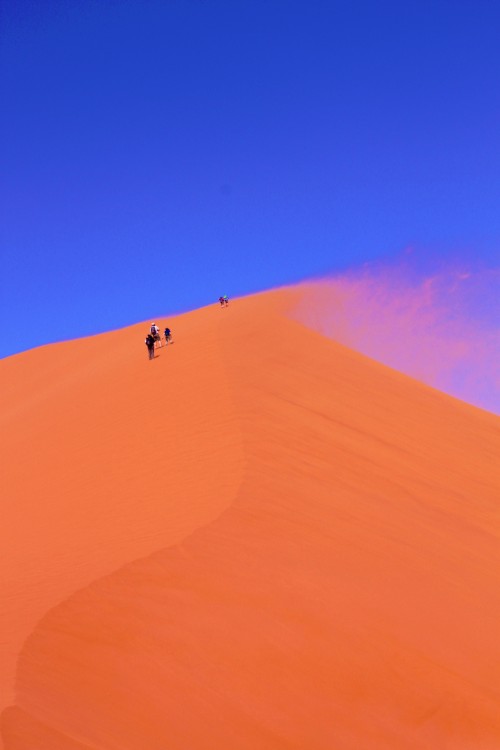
[1,286,499,749]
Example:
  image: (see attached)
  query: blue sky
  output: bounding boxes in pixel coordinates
[1,0,499,359]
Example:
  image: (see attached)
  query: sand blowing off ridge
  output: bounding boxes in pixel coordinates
[1,285,500,749]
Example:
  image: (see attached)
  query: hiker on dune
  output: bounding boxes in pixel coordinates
[145,333,155,360]
[150,322,161,348]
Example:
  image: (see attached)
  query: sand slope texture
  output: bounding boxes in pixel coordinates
[1,285,500,750]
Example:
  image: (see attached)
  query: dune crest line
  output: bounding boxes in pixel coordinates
[1,285,500,749]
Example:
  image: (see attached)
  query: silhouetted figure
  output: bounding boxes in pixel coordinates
[164,327,172,344]
[145,333,155,360]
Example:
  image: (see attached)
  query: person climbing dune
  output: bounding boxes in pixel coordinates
[145,333,155,360]
[150,323,161,347]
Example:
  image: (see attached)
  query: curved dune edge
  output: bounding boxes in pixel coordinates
[0,301,248,717]
[1,708,91,750]
[2,285,500,749]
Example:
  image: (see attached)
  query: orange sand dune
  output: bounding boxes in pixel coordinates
[1,285,500,749]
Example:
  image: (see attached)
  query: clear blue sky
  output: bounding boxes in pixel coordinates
[1,0,499,358]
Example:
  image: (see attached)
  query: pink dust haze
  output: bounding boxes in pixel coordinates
[295,258,500,415]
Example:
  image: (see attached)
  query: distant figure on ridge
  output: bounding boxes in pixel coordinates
[145,333,156,360]
[150,322,161,348]
[219,295,229,308]
[164,327,172,344]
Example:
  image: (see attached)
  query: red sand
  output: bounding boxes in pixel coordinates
[1,285,500,749]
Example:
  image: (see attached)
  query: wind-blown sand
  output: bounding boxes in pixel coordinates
[1,285,499,749]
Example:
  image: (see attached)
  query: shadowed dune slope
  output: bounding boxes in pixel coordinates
[1,285,500,750]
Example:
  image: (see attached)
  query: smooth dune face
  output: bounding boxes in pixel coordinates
[1,286,500,749]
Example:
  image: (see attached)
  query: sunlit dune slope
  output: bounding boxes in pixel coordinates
[1,285,500,750]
